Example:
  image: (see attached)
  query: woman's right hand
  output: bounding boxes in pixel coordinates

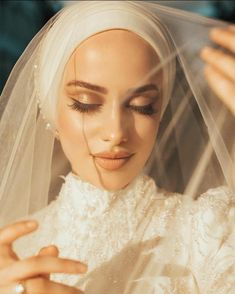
[0,220,87,293]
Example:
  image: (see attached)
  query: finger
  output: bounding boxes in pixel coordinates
[0,245,18,270]
[38,245,59,279]
[210,27,235,53]
[204,65,235,116]
[0,244,18,259]
[200,46,235,83]
[0,221,38,246]
[229,25,235,33]
[0,278,84,294]
[38,245,59,257]
[0,256,88,284]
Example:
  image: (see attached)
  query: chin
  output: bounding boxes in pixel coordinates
[73,160,140,191]
[94,171,136,191]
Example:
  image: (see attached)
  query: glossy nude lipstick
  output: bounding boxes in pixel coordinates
[93,151,133,171]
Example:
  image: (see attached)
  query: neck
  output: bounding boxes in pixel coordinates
[70,171,142,193]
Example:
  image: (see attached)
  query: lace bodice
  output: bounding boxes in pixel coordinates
[14,173,235,293]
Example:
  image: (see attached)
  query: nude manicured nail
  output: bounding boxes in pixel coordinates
[77,263,88,273]
[26,221,37,228]
[200,47,213,58]
[228,25,235,32]
[210,28,223,35]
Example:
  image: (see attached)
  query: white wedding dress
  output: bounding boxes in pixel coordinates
[14,173,235,293]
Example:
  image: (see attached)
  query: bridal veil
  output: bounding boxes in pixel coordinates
[0,0,234,291]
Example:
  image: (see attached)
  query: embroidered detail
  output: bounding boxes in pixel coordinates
[14,177,235,293]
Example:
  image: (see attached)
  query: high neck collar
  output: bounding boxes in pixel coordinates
[58,172,146,218]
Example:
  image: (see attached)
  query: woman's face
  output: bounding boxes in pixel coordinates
[57,29,163,190]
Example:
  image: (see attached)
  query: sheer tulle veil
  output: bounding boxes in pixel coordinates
[0,1,234,290]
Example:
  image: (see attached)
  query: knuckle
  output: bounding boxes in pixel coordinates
[61,260,76,271]
[0,245,10,255]
[0,245,18,267]
[27,255,43,269]
[0,224,21,243]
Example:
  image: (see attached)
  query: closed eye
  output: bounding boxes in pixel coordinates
[128,104,158,115]
[68,98,101,113]
[127,94,159,116]
[68,98,158,116]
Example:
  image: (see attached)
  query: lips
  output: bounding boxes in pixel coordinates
[93,151,133,171]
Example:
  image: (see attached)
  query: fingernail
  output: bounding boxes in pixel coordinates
[210,27,224,38]
[211,27,223,34]
[203,46,213,52]
[228,25,235,31]
[26,221,37,228]
[200,46,212,58]
[77,263,88,273]
[49,245,59,251]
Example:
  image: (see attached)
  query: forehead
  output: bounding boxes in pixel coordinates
[63,29,161,90]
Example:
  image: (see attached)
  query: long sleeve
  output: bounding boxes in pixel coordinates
[14,174,235,293]
[130,186,235,294]
[189,186,235,293]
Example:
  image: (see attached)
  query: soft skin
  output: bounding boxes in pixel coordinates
[0,29,163,294]
[1,27,235,294]
[57,29,163,191]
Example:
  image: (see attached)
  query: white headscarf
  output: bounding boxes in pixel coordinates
[0,0,232,227]
[38,1,175,128]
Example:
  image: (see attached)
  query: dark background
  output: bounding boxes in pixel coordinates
[1,0,235,92]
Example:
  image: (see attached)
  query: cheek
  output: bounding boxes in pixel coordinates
[58,109,81,139]
[56,104,88,162]
[134,116,159,149]
[130,116,159,172]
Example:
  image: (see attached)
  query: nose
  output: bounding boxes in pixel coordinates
[101,108,128,145]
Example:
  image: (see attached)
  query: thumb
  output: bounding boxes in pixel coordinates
[37,245,59,279]
[38,245,59,257]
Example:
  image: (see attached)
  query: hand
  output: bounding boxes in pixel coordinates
[200,25,235,116]
[0,220,87,293]
[201,25,235,187]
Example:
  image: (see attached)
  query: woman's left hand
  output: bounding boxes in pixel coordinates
[201,25,235,116]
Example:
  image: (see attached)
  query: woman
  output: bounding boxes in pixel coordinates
[0,1,234,293]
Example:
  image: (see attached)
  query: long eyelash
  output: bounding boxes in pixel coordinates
[68,99,101,113]
[68,99,157,116]
[129,104,157,116]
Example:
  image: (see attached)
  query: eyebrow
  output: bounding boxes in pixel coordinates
[66,80,108,94]
[128,84,159,96]
[66,80,159,96]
